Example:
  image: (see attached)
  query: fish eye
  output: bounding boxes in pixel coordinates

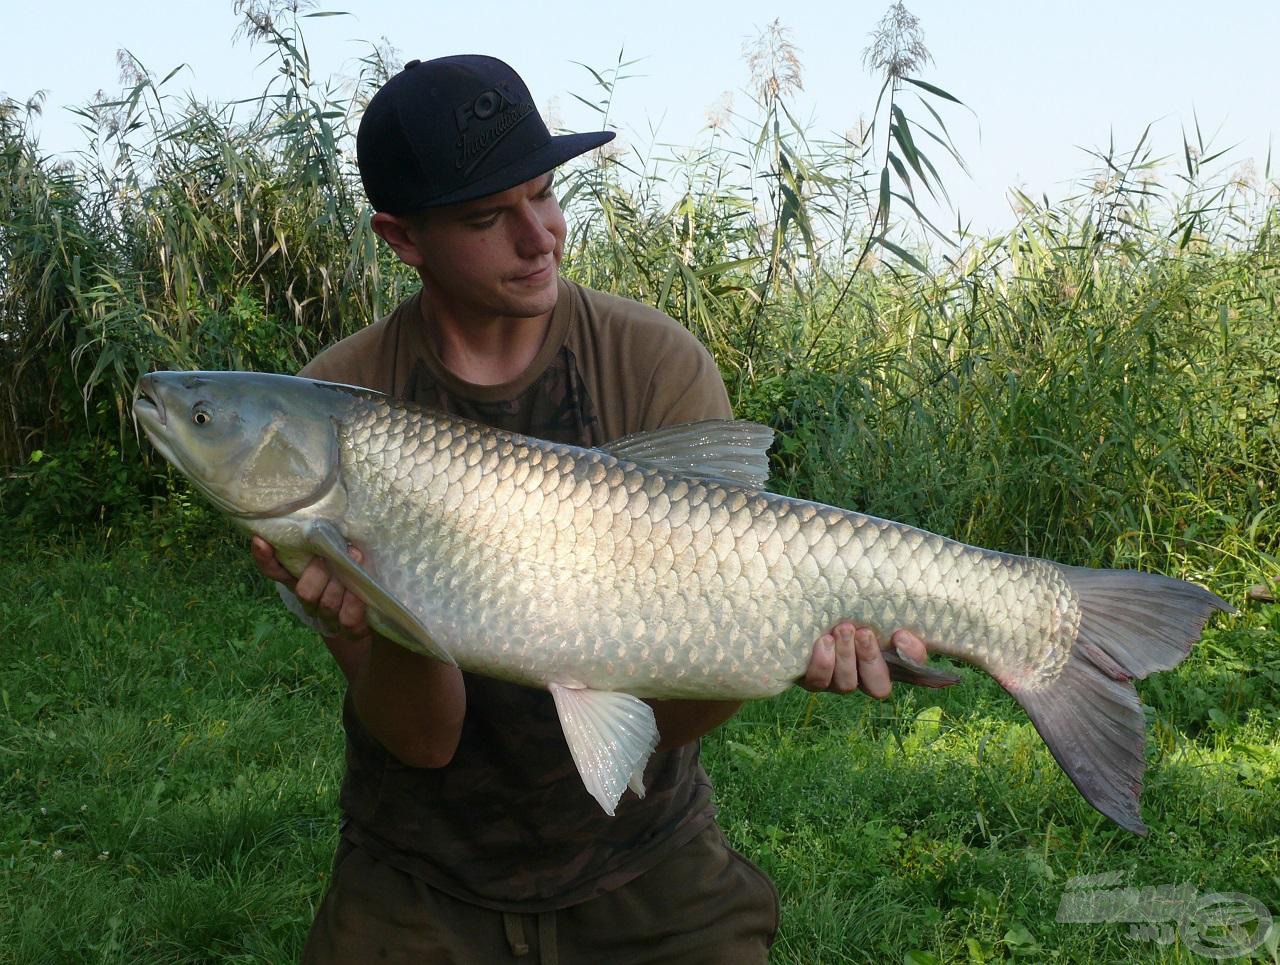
[192,404,213,426]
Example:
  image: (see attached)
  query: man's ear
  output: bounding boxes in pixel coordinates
[372,212,426,268]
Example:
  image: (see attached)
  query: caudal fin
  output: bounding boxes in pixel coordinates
[1003,567,1233,836]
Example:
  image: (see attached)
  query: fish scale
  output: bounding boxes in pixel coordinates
[133,371,1231,832]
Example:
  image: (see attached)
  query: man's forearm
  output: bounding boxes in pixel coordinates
[649,698,743,751]
[333,632,467,768]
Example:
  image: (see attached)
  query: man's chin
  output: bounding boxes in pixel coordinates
[502,275,559,316]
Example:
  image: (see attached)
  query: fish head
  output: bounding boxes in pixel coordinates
[133,371,344,519]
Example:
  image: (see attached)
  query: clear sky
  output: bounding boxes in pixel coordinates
[3,0,1275,235]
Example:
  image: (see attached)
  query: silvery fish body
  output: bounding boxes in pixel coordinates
[333,396,1066,698]
[133,371,1230,834]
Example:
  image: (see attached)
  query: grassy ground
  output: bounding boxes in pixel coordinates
[2,534,1275,963]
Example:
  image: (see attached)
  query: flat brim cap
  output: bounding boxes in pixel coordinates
[357,55,615,213]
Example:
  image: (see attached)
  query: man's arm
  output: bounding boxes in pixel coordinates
[251,536,466,768]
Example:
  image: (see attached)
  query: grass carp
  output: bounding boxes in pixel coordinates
[133,370,1231,835]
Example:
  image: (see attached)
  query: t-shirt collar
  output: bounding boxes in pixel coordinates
[404,276,575,403]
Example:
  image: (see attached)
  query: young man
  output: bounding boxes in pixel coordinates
[252,55,929,963]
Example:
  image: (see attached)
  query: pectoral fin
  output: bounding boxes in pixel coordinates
[548,683,659,816]
[303,519,456,667]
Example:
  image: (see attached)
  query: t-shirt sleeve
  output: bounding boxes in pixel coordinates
[296,327,376,386]
[296,313,400,392]
[298,348,343,381]
[639,327,733,430]
[566,281,735,440]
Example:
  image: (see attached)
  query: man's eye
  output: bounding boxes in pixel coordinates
[468,215,499,229]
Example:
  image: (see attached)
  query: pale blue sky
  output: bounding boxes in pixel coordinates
[3,1,1275,234]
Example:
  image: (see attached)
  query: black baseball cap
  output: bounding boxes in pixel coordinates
[356,55,615,213]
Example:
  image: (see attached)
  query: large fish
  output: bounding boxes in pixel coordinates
[133,371,1231,834]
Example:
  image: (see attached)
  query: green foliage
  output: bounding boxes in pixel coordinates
[0,538,340,962]
[0,4,415,531]
[2,434,135,534]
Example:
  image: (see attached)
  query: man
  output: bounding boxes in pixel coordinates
[252,54,929,963]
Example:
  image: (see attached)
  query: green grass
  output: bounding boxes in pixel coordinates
[2,536,1275,963]
[0,538,341,963]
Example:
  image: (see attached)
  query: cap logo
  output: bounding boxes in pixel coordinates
[454,83,519,130]
[453,83,535,175]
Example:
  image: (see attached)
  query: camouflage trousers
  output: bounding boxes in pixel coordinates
[301,822,779,964]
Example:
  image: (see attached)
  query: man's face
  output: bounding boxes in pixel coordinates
[403,172,566,321]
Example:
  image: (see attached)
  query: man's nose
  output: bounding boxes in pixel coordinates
[512,202,556,256]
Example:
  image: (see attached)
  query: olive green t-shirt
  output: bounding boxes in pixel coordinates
[301,277,733,912]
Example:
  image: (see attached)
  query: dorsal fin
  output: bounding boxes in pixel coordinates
[599,419,774,489]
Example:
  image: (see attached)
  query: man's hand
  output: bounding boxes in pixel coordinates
[250,535,372,647]
[801,622,928,698]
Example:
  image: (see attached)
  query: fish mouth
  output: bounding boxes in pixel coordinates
[131,374,180,470]
[132,375,166,429]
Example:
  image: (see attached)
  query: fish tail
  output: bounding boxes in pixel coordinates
[1002,567,1233,836]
